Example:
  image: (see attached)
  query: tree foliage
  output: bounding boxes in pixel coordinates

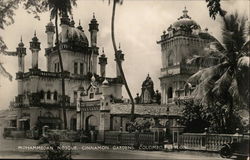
[181,100,245,133]
[187,12,249,133]
[206,0,226,19]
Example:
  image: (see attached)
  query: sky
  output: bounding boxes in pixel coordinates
[0,0,249,109]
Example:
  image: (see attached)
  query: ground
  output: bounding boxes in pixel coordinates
[0,129,232,160]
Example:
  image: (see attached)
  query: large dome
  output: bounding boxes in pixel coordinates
[59,26,89,46]
[172,18,200,29]
[171,7,201,30]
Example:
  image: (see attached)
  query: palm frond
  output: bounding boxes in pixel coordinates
[221,12,247,54]
[212,68,234,100]
[188,62,229,84]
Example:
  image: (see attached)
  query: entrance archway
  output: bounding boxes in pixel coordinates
[85,115,98,131]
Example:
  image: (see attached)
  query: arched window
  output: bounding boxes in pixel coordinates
[47,90,51,100]
[168,51,174,66]
[167,87,173,98]
[53,91,57,101]
[40,90,45,99]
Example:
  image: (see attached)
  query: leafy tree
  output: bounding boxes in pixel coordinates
[188,12,249,133]
[110,0,135,121]
[181,100,244,133]
[205,0,226,19]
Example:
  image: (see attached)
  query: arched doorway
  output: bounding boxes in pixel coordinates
[70,114,77,131]
[85,115,98,131]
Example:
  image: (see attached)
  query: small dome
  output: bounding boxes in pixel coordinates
[70,19,75,27]
[102,79,109,85]
[18,37,24,47]
[46,21,54,27]
[18,41,24,47]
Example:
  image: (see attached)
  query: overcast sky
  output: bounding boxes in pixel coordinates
[0,0,249,109]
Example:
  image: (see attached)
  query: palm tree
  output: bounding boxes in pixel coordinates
[188,12,249,133]
[110,0,135,121]
[44,0,76,129]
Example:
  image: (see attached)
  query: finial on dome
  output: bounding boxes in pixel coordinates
[34,30,36,37]
[102,47,104,53]
[77,19,83,31]
[178,6,191,20]
[93,12,95,19]
[18,36,24,47]
[182,6,189,18]
[118,43,121,50]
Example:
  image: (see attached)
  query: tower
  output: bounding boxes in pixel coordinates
[45,21,55,48]
[60,11,70,43]
[98,48,107,77]
[89,13,99,47]
[16,37,26,95]
[29,31,41,69]
[89,13,99,74]
[16,37,26,73]
[115,44,124,77]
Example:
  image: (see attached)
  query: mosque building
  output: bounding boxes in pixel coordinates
[8,7,218,142]
[13,12,124,133]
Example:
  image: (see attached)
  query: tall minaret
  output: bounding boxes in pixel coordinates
[115,44,124,77]
[89,13,99,74]
[98,48,107,77]
[60,11,70,43]
[29,31,41,69]
[16,37,26,73]
[16,37,26,95]
[89,13,99,47]
[45,21,55,48]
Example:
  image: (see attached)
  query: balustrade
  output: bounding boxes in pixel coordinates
[179,133,243,151]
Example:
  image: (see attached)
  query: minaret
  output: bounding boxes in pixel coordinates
[115,44,124,77]
[16,36,26,73]
[60,11,70,43]
[16,37,26,95]
[99,48,107,77]
[89,13,99,47]
[45,21,55,48]
[29,31,41,69]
